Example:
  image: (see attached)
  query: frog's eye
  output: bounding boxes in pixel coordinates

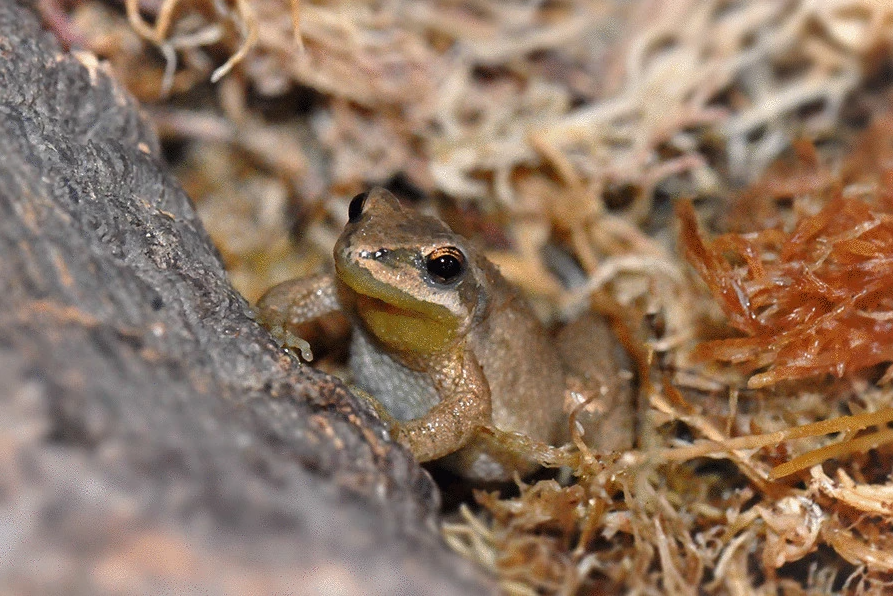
[425,247,466,284]
[348,192,369,223]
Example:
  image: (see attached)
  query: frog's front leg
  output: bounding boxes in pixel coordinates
[390,352,492,462]
[256,274,342,358]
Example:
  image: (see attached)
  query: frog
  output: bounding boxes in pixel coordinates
[257,187,633,481]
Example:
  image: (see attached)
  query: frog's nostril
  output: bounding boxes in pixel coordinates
[358,248,390,260]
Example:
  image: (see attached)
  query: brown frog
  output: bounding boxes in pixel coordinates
[257,188,632,481]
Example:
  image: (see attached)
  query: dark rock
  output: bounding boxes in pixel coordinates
[0,2,493,593]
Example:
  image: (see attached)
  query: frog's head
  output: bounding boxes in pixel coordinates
[334,188,486,354]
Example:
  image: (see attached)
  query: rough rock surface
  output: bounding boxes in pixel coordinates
[0,2,493,593]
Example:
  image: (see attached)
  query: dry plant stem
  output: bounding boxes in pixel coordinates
[641,378,774,492]
[772,426,893,479]
[289,0,302,49]
[823,525,893,574]
[527,132,594,201]
[638,405,893,478]
[125,0,261,88]
[707,528,757,593]
[210,0,258,83]
[125,0,176,41]
[810,466,893,516]
[442,505,499,573]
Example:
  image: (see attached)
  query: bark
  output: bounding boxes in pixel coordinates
[0,2,493,593]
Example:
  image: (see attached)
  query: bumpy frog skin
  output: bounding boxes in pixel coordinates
[257,188,632,481]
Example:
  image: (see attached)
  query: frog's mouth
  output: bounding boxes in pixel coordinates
[336,263,461,354]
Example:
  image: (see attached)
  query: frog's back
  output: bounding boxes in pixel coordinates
[472,268,566,442]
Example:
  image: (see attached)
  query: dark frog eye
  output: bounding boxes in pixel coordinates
[425,246,466,284]
[348,192,369,223]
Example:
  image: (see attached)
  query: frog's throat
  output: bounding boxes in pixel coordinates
[338,267,461,354]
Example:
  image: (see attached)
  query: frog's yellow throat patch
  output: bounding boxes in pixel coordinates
[353,293,458,354]
[336,259,464,353]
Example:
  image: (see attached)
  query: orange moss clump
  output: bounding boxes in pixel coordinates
[678,192,893,388]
